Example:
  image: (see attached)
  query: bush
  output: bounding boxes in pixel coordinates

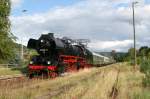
[140,59,150,73]
[140,59,150,87]
[137,57,142,65]
[142,71,150,87]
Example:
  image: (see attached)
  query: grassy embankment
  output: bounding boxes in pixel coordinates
[0,63,149,99]
[0,67,21,76]
[0,66,27,76]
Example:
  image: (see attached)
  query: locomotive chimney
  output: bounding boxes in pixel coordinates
[48,33,54,38]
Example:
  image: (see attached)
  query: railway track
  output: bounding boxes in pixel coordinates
[110,67,120,99]
[0,75,27,89]
[35,69,104,99]
[0,74,45,89]
[35,64,117,99]
[0,74,25,80]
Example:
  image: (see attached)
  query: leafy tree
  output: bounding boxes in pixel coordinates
[127,48,135,64]
[111,50,129,62]
[139,46,149,57]
[0,0,15,63]
[128,48,135,58]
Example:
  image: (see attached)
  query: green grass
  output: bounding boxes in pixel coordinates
[0,67,22,76]
[131,88,150,99]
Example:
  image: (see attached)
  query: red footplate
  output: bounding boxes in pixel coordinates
[29,65,57,71]
[29,65,46,70]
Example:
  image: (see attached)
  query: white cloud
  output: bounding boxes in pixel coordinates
[10,0,150,52]
[11,0,23,8]
[89,40,133,52]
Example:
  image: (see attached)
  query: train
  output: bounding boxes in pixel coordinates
[27,33,114,78]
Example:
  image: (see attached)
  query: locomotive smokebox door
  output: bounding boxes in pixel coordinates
[27,39,37,49]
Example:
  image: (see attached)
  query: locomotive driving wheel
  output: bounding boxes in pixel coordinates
[49,71,58,78]
[65,63,78,72]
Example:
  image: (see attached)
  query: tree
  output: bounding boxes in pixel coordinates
[139,46,149,56]
[127,48,136,64]
[139,46,150,87]
[0,0,15,63]
[138,46,150,60]
[128,48,134,58]
[111,50,127,62]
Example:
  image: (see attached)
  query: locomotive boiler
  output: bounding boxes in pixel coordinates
[27,33,93,78]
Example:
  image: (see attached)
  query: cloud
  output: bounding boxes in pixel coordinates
[11,0,23,8]
[89,40,133,52]
[10,0,150,52]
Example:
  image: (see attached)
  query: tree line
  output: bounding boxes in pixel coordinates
[0,0,16,63]
[112,46,150,64]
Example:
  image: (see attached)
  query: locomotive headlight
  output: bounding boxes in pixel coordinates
[30,61,33,64]
[47,61,51,65]
[41,40,44,43]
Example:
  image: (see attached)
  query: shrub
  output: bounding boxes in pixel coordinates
[140,59,150,87]
[140,59,150,73]
[142,71,150,87]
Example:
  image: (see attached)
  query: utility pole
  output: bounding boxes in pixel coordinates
[132,2,138,69]
[21,39,24,60]
[20,10,27,61]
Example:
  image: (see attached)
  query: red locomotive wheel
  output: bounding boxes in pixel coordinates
[72,64,78,72]
[49,72,58,78]
[65,63,78,72]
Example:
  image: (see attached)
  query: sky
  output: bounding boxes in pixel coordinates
[10,0,150,52]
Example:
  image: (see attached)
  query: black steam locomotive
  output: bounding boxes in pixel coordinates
[27,33,114,78]
[27,33,93,78]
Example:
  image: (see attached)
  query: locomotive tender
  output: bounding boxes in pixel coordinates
[27,33,113,78]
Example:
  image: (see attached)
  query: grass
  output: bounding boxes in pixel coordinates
[131,88,150,99]
[0,67,22,76]
[0,63,148,99]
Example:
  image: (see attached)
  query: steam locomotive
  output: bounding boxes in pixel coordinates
[27,33,114,78]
